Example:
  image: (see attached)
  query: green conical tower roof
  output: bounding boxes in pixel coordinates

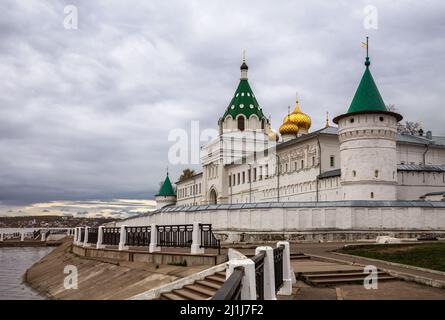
[222,60,265,120]
[157,174,175,197]
[333,42,402,124]
[347,57,387,114]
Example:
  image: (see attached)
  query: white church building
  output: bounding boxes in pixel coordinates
[131,47,445,242]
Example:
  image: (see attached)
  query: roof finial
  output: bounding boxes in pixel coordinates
[362,36,370,67]
[325,111,330,128]
[166,166,169,176]
[240,49,248,79]
[296,91,299,103]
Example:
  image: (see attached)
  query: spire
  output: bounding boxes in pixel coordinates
[347,37,387,114]
[325,111,330,128]
[157,173,176,197]
[222,54,265,121]
[333,38,403,124]
[240,49,248,80]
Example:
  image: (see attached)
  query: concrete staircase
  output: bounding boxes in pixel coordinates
[159,271,226,300]
[300,269,396,286]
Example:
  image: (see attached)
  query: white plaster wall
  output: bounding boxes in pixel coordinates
[117,205,445,232]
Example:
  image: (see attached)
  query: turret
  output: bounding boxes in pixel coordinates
[155,172,176,209]
[333,38,402,201]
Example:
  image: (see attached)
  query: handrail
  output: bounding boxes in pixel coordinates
[125,226,151,246]
[156,224,193,248]
[251,251,266,300]
[87,227,98,244]
[212,267,244,300]
[273,245,284,291]
[199,224,221,254]
[102,227,120,245]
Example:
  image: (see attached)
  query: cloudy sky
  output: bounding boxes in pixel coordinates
[1,0,444,216]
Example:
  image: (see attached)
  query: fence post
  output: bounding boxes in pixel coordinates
[227,259,256,300]
[255,246,277,300]
[21,231,25,242]
[149,224,160,253]
[41,230,46,242]
[83,227,89,247]
[191,222,205,254]
[96,226,105,249]
[76,227,81,244]
[0,233,3,242]
[277,241,292,295]
[118,225,128,251]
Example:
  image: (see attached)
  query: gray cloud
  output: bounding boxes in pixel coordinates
[1,0,445,205]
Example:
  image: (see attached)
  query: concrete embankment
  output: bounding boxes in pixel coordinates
[24,239,210,299]
[0,241,63,248]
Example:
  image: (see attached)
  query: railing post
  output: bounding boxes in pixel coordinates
[96,226,105,249]
[255,246,276,300]
[118,225,128,251]
[83,227,89,247]
[21,231,25,242]
[191,222,204,254]
[41,230,46,242]
[277,241,292,295]
[0,233,3,242]
[148,224,160,253]
[76,227,81,244]
[227,259,256,300]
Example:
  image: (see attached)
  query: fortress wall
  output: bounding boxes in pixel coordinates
[116,202,445,242]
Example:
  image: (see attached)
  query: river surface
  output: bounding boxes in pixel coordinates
[0,247,54,299]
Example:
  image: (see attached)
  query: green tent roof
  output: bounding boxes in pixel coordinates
[222,67,265,120]
[157,174,175,197]
[347,57,387,114]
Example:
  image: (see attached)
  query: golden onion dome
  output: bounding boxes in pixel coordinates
[279,115,299,135]
[283,100,311,130]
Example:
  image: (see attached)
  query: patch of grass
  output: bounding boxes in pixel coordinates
[340,242,445,272]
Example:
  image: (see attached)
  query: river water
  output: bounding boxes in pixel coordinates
[0,247,54,299]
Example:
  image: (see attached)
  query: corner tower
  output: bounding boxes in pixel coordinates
[333,39,403,201]
[155,172,177,209]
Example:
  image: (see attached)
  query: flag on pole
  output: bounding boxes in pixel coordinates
[361,41,368,49]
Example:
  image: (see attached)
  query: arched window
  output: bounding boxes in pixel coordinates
[370,192,374,199]
[375,170,379,178]
[237,116,245,131]
[353,170,356,177]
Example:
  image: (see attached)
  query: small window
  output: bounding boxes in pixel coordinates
[229,175,231,187]
[312,156,315,166]
[350,118,355,123]
[379,116,384,122]
[237,173,240,185]
[353,170,356,177]
[375,170,379,178]
[237,116,245,131]
[242,172,245,184]
[370,192,374,199]
[330,156,335,167]
[301,160,304,169]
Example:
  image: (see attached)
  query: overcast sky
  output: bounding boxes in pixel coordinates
[1,0,444,214]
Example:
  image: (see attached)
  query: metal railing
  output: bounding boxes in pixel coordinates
[33,230,41,240]
[199,224,221,254]
[157,224,193,248]
[125,226,151,246]
[251,251,265,300]
[273,245,284,291]
[212,267,244,300]
[102,227,120,246]
[87,228,98,244]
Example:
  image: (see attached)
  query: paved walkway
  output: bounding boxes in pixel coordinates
[292,242,445,286]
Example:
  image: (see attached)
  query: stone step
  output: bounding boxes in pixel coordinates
[309,275,396,285]
[206,275,226,284]
[304,271,388,279]
[215,271,227,277]
[184,284,216,297]
[173,288,210,300]
[301,268,366,276]
[196,280,223,290]
[160,292,186,300]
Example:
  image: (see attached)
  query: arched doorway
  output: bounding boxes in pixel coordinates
[209,189,217,204]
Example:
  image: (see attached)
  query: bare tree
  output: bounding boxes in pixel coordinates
[387,104,422,135]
